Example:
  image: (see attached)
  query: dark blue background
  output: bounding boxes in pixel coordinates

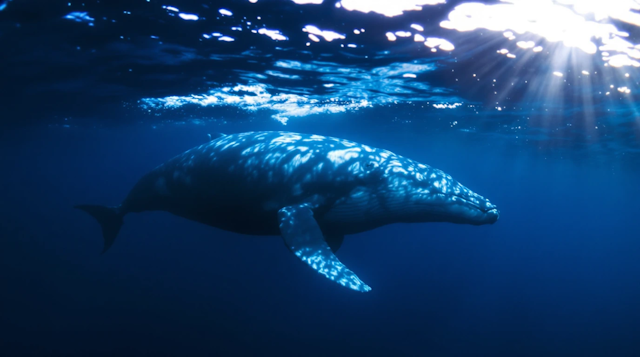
[2,0,640,355]
[2,116,639,356]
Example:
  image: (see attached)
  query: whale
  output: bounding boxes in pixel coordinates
[76,131,499,292]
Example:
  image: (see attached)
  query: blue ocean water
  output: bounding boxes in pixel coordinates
[1,1,640,356]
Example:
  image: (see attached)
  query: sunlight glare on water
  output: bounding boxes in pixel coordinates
[4,0,629,158]
[131,0,640,128]
[441,0,640,67]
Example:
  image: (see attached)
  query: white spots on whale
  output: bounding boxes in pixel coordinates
[244,156,258,168]
[378,151,391,160]
[338,139,357,147]
[241,143,267,156]
[292,152,313,166]
[293,247,366,291]
[214,137,232,149]
[222,141,241,151]
[392,166,408,174]
[313,162,324,175]
[347,162,361,173]
[433,179,441,189]
[303,135,327,142]
[182,131,494,223]
[307,194,326,208]
[386,159,402,166]
[209,132,391,197]
[252,132,269,141]
[264,153,277,166]
[327,148,361,166]
[440,178,448,193]
[279,204,370,291]
[271,134,302,144]
[285,151,313,175]
[135,130,498,296]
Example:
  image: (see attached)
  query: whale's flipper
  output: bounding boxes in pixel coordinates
[278,205,371,293]
[325,235,344,254]
[75,205,123,253]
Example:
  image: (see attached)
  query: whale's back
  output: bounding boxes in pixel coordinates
[117,131,381,234]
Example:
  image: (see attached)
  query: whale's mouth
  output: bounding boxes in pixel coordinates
[450,194,498,214]
[457,196,499,224]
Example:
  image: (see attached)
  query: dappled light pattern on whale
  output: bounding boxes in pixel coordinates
[322,144,498,228]
[79,131,498,292]
[279,204,370,292]
[152,132,499,231]
[158,132,390,208]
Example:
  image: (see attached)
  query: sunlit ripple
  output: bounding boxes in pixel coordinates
[433,103,462,109]
[255,28,288,41]
[337,0,445,17]
[140,59,463,124]
[178,13,199,21]
[291,0,323,4]
[303,25,345,42]
[63,12,95,25]
[140,84,371,124]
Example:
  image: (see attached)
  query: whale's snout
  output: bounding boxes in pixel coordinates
[483,206,500,225]
[449,192,499,225]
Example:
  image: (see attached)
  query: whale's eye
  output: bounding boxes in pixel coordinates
[364,161,380,174]
[362,161,383,182]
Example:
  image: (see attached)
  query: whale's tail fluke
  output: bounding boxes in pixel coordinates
[75,205,123,253]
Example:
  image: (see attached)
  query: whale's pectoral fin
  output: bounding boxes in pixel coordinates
[278,205,371,293]
[325,235,344,254]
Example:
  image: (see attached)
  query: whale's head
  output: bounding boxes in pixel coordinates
[325,149,499,229]
[371,153,499,226]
